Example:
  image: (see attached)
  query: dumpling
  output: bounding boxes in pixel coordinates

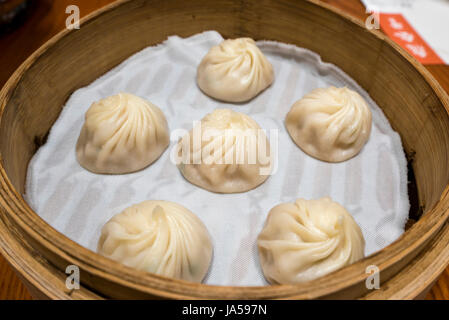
[97,200,213,283]
[258,197,365,284]
[76,93,169,174]
[285,86,372,162]
[197,38,274,103]
[176,109,272,193]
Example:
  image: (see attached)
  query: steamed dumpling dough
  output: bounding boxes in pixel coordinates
[177,109,272,193]
[76,93,169,174]
[286,87,372,162]
[97,201,213,283]
[258,197,365,284]
[197,38,274,102]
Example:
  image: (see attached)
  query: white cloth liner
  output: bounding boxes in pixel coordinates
[25,31,410,286]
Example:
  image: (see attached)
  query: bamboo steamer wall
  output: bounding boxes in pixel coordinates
[0,0,449,299]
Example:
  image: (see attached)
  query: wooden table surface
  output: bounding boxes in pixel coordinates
[0,0,448,300]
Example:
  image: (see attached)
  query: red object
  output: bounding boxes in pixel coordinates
[379,13,444,65]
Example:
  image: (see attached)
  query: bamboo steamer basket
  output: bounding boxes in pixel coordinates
[0,0,449,300]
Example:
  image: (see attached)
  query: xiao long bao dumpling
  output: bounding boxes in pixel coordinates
[97,201,213,283]
[197,38,274,103]
[176,109,272,193]
[258,197,365,284]
[76,93,169,174]
[286,86,372,162]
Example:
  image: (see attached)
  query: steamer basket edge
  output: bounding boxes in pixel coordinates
[0,0,448,299]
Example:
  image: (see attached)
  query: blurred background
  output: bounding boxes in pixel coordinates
[0,0,448,300]
[0,0,30,33]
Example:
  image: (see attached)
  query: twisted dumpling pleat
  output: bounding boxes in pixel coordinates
[286,87,372,162]
[97,201,213,283]
[76,93,169,174]
[177,109,272,193]
[197,38,274,102]
[258,197,365,284]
